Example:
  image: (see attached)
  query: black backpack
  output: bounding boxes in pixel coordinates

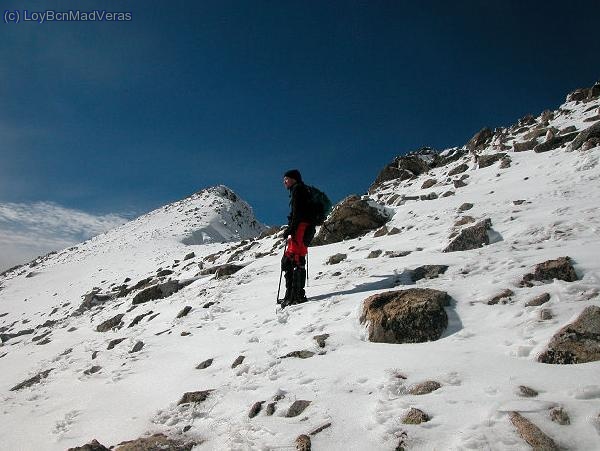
[306,185,332,225]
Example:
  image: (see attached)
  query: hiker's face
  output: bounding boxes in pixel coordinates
[283,177,296,189]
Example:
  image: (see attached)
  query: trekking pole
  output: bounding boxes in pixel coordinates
[306,254,309,287]
[276,240,288,304]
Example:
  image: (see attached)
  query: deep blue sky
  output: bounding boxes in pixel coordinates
[1,0,599,226]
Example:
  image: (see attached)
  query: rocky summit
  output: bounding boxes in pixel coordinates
[1,82,600,450]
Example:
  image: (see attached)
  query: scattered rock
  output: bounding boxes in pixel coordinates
[453,179,467,188]
[184,252,195,260]
[313,334,330,348]
[132,280,191,305]
[107,338,126,350]
[443,218,493,253]
[128,311,154,327]
[454,216,475,227]
[67,439,111,451]
[231,355,245,368]
[538,305,600,364]
[518,385,538,398]
[130,341,144,353]
[367,250,383,259]
[520,257,578,287]
[282,350,315,359]
[75,290,113,315]
[84,366,102,376]
[96,314,125,332]
[312,195,391,245]
[286,400,312,417]
[477,153,507,169]
[513,139,538,152]
[385,250,411,258]
[10,369,53,391]
[114,433,198,451]
[326,253,347,265]
[360,288,449,344]
[196,358,213,370]
[509,412,558,450]
[421,178,437,189]
[442,190,455,197]
[374,226,389,237]
[249,401,265,418]
[266,402,277,416]
[402,407,430,424]
[309,422,332,436]
[419,192,438,201]
[211,264,245,279]
[177,306,192,319]
[388,227,401,235]
[0,328,34,343]
[407,380,441,395]
[178,390,214,405]
[157,269,173,277]
[488,289,514,305]
[295,434,311,451]
[525,293,551,307]
[411,265,448,282]
[549,406,570,425]
[540,309,553,321]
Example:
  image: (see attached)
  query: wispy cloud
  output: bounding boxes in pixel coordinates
[0,201,127,271]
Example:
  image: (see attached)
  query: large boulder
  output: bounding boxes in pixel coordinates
[538,306,600,364]
[443,219,492,253]
[360,288,449,343]
[312,196,391,245]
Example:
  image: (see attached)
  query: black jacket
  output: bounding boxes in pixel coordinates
[287,182,312,235]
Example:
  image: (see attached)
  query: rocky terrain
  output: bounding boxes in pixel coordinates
[1,82,600,450]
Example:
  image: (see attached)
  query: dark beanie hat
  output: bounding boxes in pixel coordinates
[284,169,302,182]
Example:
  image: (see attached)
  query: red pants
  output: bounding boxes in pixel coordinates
[285,222,309,264]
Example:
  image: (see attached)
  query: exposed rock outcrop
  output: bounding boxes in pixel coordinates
[360,289,449,343]
[570,121,600,151]
[466,127,493,151]
[312,196,390,245]
[369,155,431,193]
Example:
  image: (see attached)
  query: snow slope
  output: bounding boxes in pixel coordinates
[1,92,599,450]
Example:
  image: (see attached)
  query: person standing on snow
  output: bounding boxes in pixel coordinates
[280,169,316,307]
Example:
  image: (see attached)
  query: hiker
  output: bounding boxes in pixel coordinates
[280,169,316,307]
